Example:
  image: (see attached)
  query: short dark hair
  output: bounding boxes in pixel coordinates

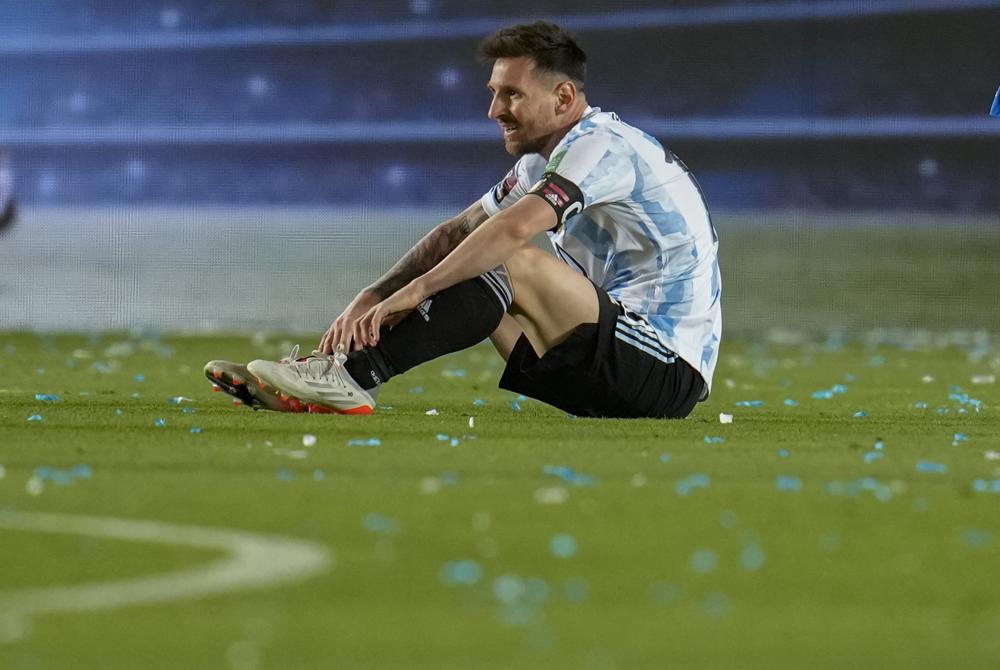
[478,21,587,87]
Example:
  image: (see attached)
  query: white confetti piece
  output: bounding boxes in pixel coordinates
[302,434,317,447]
[425,409,439,416]
[419,477,441,495]
[921,375,934,383]
[533,486,569,505]
[468,416,475,429]
[719,413,733,424]
[971,375,996,385]
[26,477,44,497]
[985,451,1000,461]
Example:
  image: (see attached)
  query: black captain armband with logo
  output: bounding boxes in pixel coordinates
[527,172,585,231]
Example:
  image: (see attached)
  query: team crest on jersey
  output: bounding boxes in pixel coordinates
[492,168,519,204]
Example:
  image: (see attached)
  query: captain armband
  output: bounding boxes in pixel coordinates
[527,172,585,231]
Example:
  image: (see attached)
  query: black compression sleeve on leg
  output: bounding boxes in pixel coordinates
[344,274,509,389]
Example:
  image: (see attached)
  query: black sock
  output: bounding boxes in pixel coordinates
[344,270,512,390]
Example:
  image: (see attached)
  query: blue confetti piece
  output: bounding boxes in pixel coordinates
[868,355,885,367]
[440,559,482,586]
[784,399,799,407]
[134,373,145,382]
[740,544,766,571]
[863,451,883,464]
[916,460,947,474]
[439,471,459,486]
[189,427,203,434]
[874,439,884,450]
[777,449,790,458]
[690,548,719,574]
[647,581,680,606]
[845,373,858,382]
[182,406,197,414]
[674,473,710,496]
[509,400,522,412]
[347,438,381,447]
[811,390,834,400]
[408,386,424,394]
[313,469,326,481]
[702,592,730,618]
[27,414,44,422]
[549,533,578,558]
[953,433,969,443]
[962,528,994,549]
[362,512,398,535]
[114,408,124,416]
[853,410,866,418]
[703,436,725,444]
[154,418,166,427]
[472,398,486,407]
[735,400,763,407]
[449,437,460,447]
[34,393,60,403]
[562,578,590,603]
[659,453,671,463]
[543,465,597,487]
[832,384,848,394]
[775,475,802,492]
[435,433,450,441]
[275,468,294,481]
[913,402,928,409]
[70,464,92,479]
[972,479,989,493]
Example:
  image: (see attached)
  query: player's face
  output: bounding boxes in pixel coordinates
[487,57,562,157]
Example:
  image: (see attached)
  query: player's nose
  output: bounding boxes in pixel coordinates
[487,95,505,120]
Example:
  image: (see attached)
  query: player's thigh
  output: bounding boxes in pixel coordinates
[504,245,599,355]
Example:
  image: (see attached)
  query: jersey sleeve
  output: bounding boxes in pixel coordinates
[479,155,545,217]
[545,130,636,212]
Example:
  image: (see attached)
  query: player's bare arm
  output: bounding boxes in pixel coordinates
[320,201,490,353]
[359,194,557,345]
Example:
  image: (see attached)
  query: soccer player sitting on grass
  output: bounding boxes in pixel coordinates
[205,21,721,419]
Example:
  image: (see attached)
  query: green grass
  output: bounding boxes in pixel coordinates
[1,331,999,669]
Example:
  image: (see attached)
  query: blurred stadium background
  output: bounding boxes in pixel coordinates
[0,0,998,335]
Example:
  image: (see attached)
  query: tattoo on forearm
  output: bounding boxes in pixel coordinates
[368,209,487,300]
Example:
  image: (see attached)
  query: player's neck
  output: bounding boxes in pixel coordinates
[538,98,590,159]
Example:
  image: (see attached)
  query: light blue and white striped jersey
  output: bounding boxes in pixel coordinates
[480,107,722,393]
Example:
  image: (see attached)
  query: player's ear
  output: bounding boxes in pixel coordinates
[554,80,576,112]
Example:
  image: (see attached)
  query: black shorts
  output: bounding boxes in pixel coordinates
[499,285,706,419]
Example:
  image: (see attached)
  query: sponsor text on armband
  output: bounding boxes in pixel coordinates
[527,172,584,231]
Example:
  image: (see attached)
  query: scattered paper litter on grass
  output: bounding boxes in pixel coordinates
[26,477,44,496]
[302,434,317,447]
[168,396,194,404]
[424,408,439,416]
[675,473,710,496]
[689,549,718,574]
[469,416,475,429]
[984,451,1000,461]
[719,413,733,424]
[916,460,947,474]
[971,374,996,385]
[27,414,44,422]
[347,438,381,447]
[704,436,725,444]
[533,486,569,505]
[189,427,203,434]
[775,475,802,492]
[34,393,60,403]
[921,374,935,383]
[549,534,578,558]
[542,465,596,487]
[784,398,799,407]
[440,560,482,586]
[154,418,166,427]
[735,400,763,407]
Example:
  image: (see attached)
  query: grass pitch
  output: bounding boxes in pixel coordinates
[1,330,999,669]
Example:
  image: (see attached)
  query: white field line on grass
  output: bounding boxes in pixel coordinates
[0,511,333,642]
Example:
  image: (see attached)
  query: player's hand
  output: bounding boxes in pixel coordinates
[358,281,428,347]
[319,290,382,354]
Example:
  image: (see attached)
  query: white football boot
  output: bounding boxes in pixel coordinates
[247,345,377,415]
